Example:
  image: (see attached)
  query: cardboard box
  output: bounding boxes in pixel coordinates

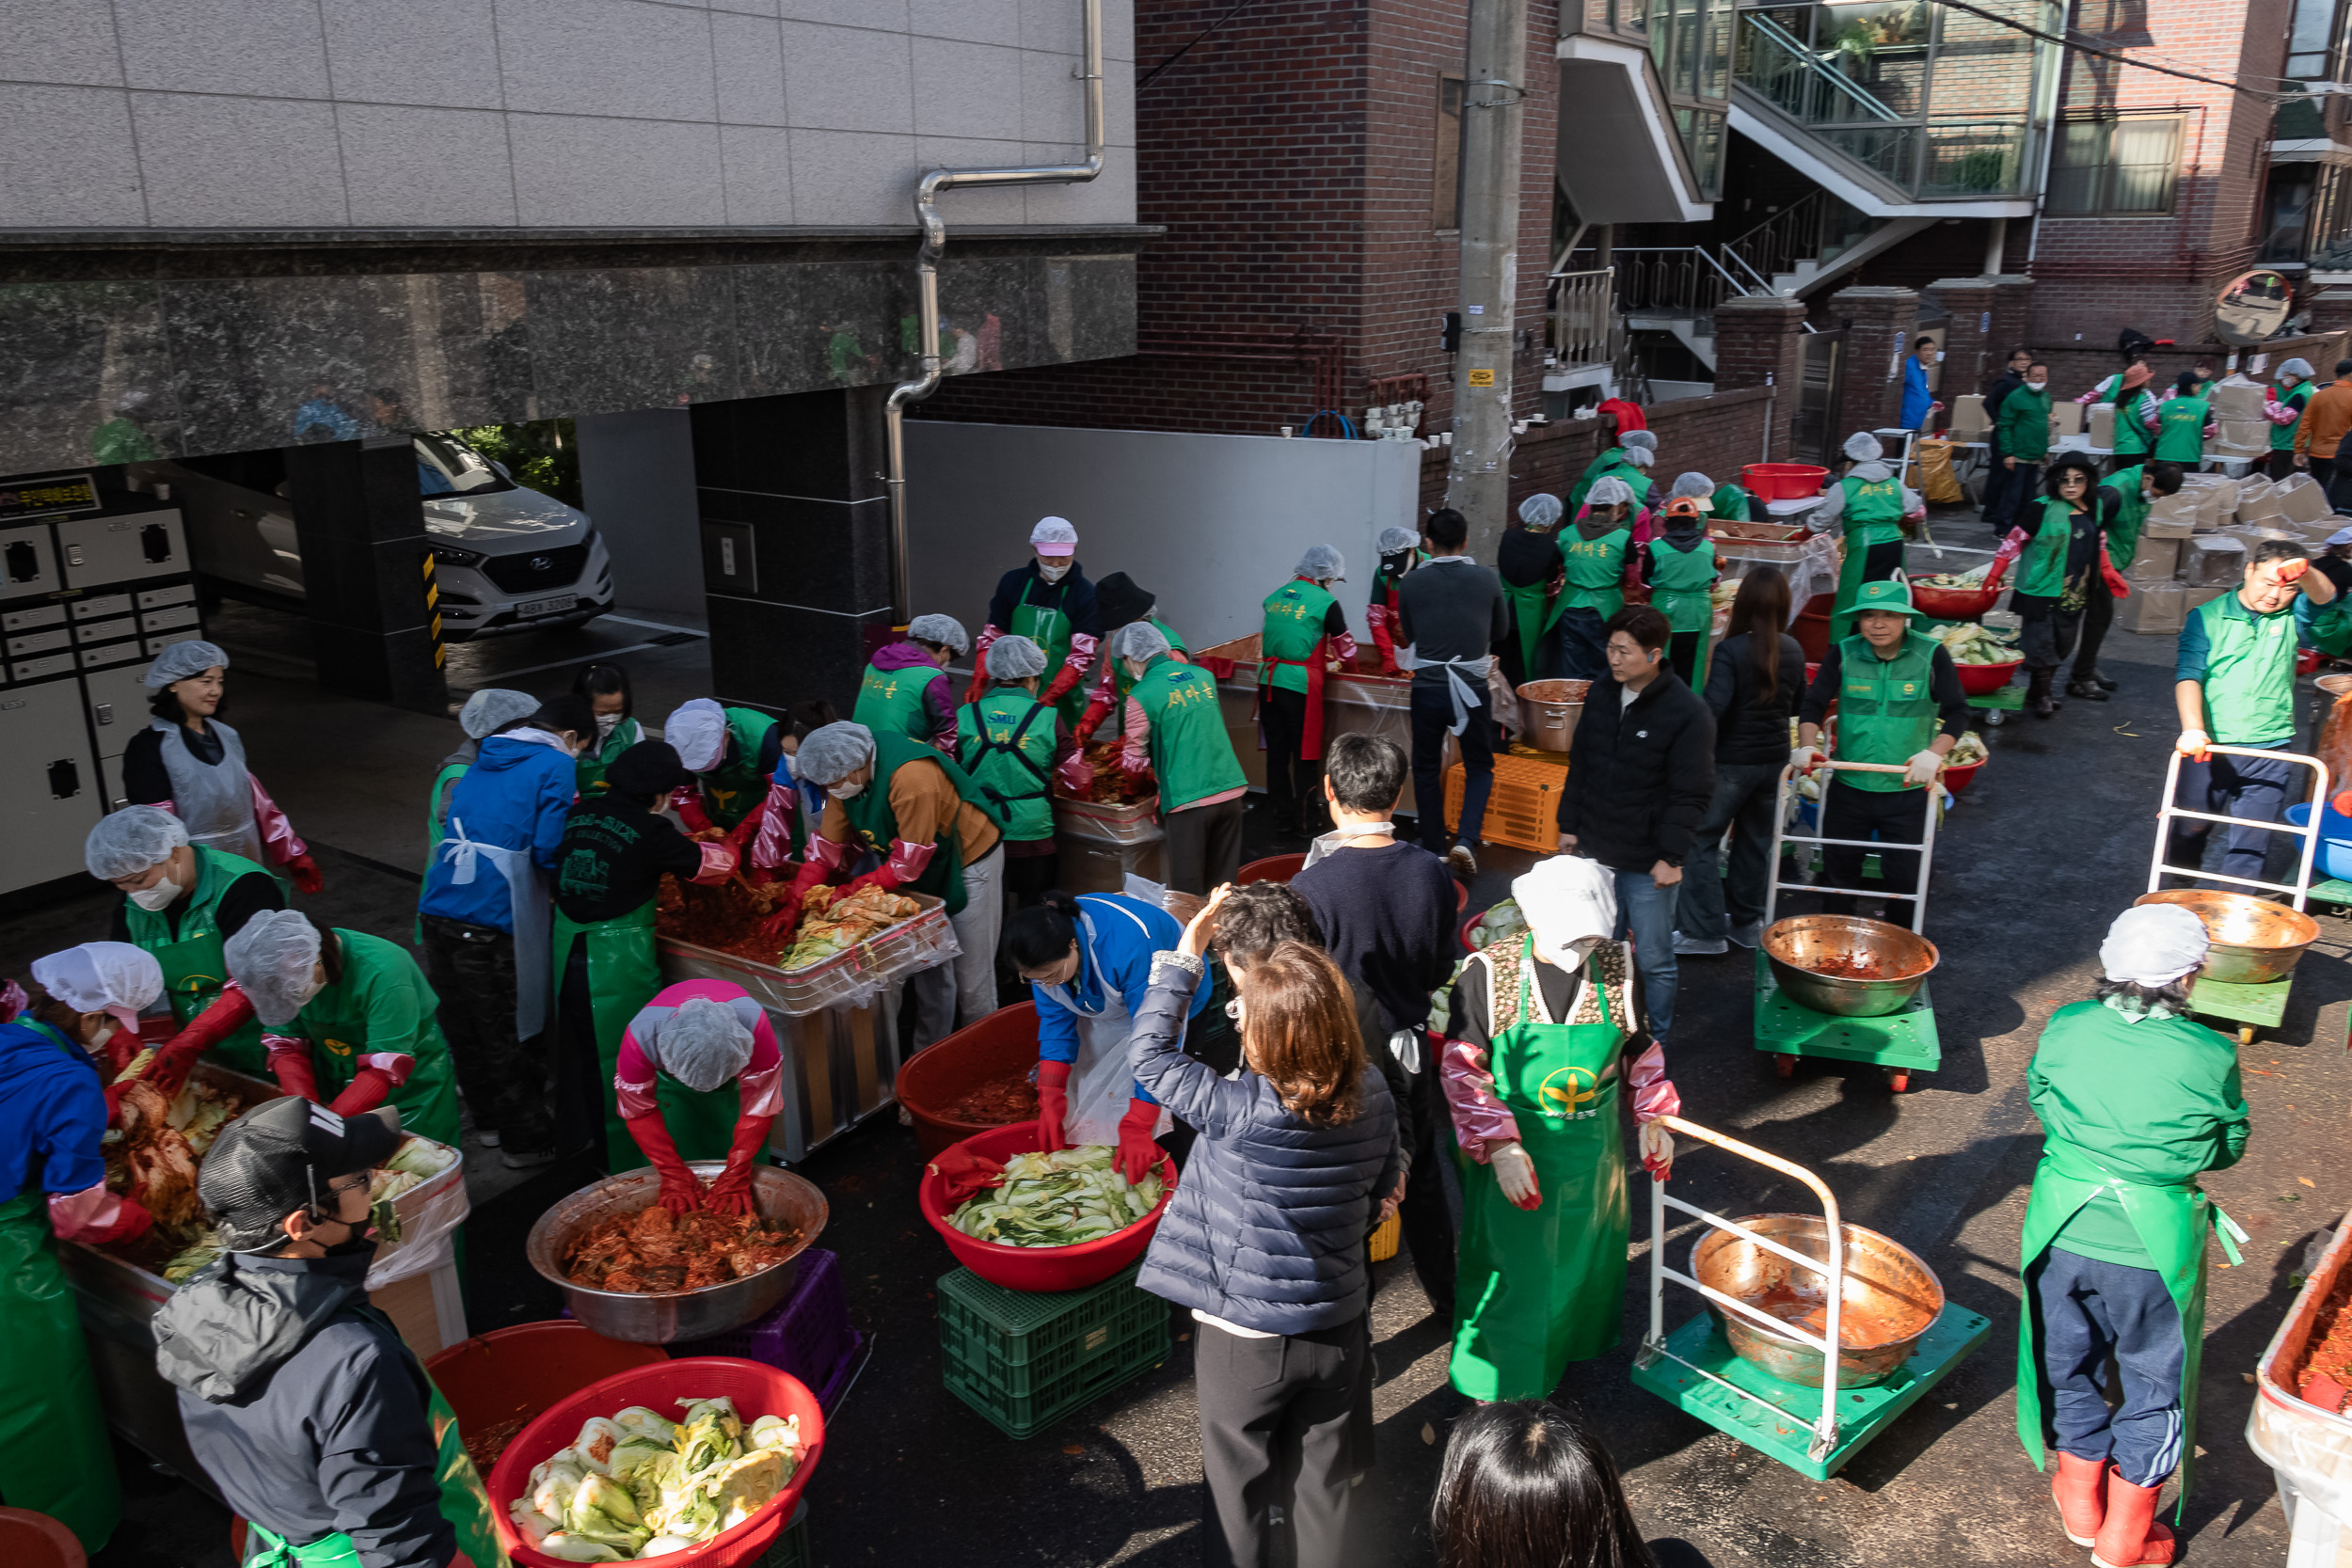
[2211,379,2266,420]
[2184,582,2232,612]
[2119,579,2185,634]
[2196,486,2232,530]
[2143,494,2200,539]
[2088,404,2116,449]
[1947,394,1989,440]
[2278,472,2335,525]
[2235,472,2276,506]
[2217,419,2270,455]
[2184,535,2248,586]
[2051,402,2086,437]
[2125,537,2182,580]
[370,1256,468,1362]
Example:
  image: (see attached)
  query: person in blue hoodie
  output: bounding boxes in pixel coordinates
[417,692,591,1166]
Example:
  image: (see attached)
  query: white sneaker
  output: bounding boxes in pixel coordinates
[478,1129,501,1148]
[1727,921,1763,949]
[1447,845,1479,879]
[1673,932,1728,956]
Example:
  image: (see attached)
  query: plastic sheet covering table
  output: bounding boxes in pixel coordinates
[2249,1212,2352,1567]
[1054,792,1165,894]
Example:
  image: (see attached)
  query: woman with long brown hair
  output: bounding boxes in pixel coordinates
[1674,565,1807,956]
[1129,885,1401,1568]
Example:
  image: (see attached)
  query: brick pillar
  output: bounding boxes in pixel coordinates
[1827,286,1919,438]
[2309,288,2352,340]
[1927,277,1995,420]
[1712,293,1810,462]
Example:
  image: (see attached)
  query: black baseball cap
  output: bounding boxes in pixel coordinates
[199,1096,401,1251]
[608,739,691,798]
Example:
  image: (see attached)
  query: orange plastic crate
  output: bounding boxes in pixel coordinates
[1442,753,1568,854]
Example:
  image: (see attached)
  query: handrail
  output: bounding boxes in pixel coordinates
[1741,12,1904,125]
[1613,245,1753,295]
[1723,248,1776,293]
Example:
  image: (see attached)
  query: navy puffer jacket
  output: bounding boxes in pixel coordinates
[1132,955,1401,1335]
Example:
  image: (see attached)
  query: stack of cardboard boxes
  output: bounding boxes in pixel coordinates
[2209,376,2273,462]
[2119,469,2338,634]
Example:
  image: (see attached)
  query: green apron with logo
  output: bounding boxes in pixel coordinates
[2273,382,2313,451]
[957,689,1058,842]
[417,760,470,946]
[2154,397,2208,464]
[1833,631,1941,794]
[838,732,994,916]
[551,901,668,1172]
[1649,536,1719,687]
[1013,576,1089,728]
[854,657,943,746]
[124,845,274,1077]
[1450,936,1634,1401]
[698,707,781,831]
[1132,654,1248,812]
[240,1317,508,1568]
[1831,474,1908,643]
[575,718,643,797]
[0,1023,121,1555]
[1558,527,1631,618]
[288,930,462,1148]
[2098,377,2152,458]
[2016,1133,2239,1520]
[1504,530,1566,679]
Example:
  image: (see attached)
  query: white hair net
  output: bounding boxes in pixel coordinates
[1843,432,1884,463]
[2100,904,2210,989]
[1376,526,1421,554]
[1029,516,1079,552]
[1622,448,1654,469]
[1618,431,1658,451]
[145,640,229,689]
[458,688,539,740]
[1112,621,1171,662]
[1671,472,1715,500]
[1588,477,1635,509]
[1295,545,1346,582]
[794,721,877,787]
[1518,494,1564,529]
[2281,357,2315,380]
[30,942,163,1029]
[987,634,1048,680]
[86,806,189,879]
[224,910,326,1028]
[663,698,728,774]
[652,997,756,1093]
[1511,856,1619,971]
[908,613,970,655]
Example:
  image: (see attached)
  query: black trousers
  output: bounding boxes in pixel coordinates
[1399,1064,1455,1321]
[2317,456,2352,512]
[1820,777,1930,914]
[2269,450,2302,482]
[1196,1315,1367,1568]
[2072,576,2114,682]
[1261,687,1326,835]
[2014,590,2083,673]
[1993,461,2042,531]
[553,944,607,1161]
[1666,631,1703,686]
[1000,844,1060,907]
[1163,797,1246,894]
[419,913,552,1148]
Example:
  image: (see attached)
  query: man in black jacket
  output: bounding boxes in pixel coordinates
[153,1098,487,1568]
[1980,345,2033,522]
[1556,605,1715,1041]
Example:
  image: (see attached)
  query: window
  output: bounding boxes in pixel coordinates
[1433,75,1464,229]
[2046,115,2183,216]
[2287,0,2339,79]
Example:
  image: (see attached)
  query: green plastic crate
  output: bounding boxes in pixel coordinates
[938,1263,1171,1438]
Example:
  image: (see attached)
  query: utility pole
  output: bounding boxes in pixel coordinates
[1444,0,1529,542]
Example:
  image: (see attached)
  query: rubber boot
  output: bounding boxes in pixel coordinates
[2067,676,2111,703]
[2086,667,2119,691]
[2052,1452,2108,1547]
[2090,1473,2175,1568]
[2027,668,2058,720]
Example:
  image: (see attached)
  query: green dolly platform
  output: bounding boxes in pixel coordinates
[1756,759,1944,1092]
[1632,1117,1991,1478]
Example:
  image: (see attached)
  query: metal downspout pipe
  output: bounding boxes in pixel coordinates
[883,0,1106,624]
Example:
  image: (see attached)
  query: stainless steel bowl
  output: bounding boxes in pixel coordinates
[1761,915,1938,1018]
[526,1163,828,1344]
[1517,679,1590,752]
[1692,1213,1944,1388]
[2133,889,2321,985]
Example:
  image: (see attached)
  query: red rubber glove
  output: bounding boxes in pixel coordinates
[963,664,991,705]
[146,985,260,1098]
[284,852,325,895]
[625,1114,704,1214]
[1115,1098,1161,1184]
[2279,557,2311,583]
[723,793,771,856]
[1035,1059,1072,1151]
[760,860,833,942]
[264,1035,322,1102]
[1073,697,1111,742]
[1041,665,1081,707]
[702,1113,777,1217]
[837,864,904,901]
[670,785,716,837]
[76,1193,155,1246]
[330,1053,414,1117]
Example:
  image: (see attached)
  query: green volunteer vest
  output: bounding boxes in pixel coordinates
[1262,579,1339,695]
[574,717,642,797]
[290,930,462,1148]
[123,845,274,1076]
[956,687,1059,842]
[1834,630,1942,793]
[1558,526,1631,614]
[2188,592,2298,747]
[1130,653,1248,811]
[2097,376,2151,457]
[1568,450,1628,509]
[2154,396,2208,462]
[1111,618,1188,720]
[2014,497,2085,599]
[1708,482,1755,525]
[2106,465,2150,568]
[853,657,942,745]
[837,732,995,915]
[2273,382,2312,451]
[699,706,779,829]
[1998,386,2053,461]
[1840,474,1908,547]
[1645,538,1717,633]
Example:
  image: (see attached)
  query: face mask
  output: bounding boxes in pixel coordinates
[829,778,866,800]
[130,875,183,911]
[1036,559,1071,583]
[1935,350,1946,362]
[2026,381,2047,391]
[596,713,621,741]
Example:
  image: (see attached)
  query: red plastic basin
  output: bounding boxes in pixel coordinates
[1954,657,2023,696]
[1910,583,2004,621]
[487,1357,824,1568]
[1741,462,1831,501]
[918,1122,1176,1292]
[1793,594,1836,663]
[896,1002,1041,1160]
[0,1510,82,1568]
[425,1323,669,1469]
[1235,853,1306,884]
[1941,758,1985,796]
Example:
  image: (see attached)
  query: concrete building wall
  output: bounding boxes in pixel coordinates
[0,0,1136,232]
[574,408,705,616]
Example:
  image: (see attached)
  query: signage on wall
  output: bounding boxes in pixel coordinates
[1467,369,1495,387]
[0,472,100,522]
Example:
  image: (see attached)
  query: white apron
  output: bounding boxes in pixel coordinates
[1036,905,1173,1147]
[154,717,266,868]
[437,816,554,1039]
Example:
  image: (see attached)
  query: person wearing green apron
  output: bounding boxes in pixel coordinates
[1817,431,1918,644]
[611,984,781,1211]
[153,1095,505,1568]
[2016,903,2249,1568]
[423,690,541,898]
[552,741,737,1169]
[2265,358,2317,481]
[1259,546,1359,839]
[1568,429,1658,511]
[852,614,967,750]
[957,635,1075,909]
[1556,480,1636,681]
[224,912,464,1149]
[1365,526,1425,674]
[1992,365,2055,531]
[2084,364,2159,476]
[1113,623,1252,895]
[969,516,1103,730]
[1074,572,1187,742]
[1438,853,1679,1400]
[663,697,787,834]
[1644,498,1720,688]
[782,722,1007,1050]
[2153,372,2212,467]
[570,662,644,797]
[1500,492,1569,689]
[2010,455,2115,719]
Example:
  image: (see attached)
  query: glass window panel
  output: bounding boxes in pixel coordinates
[1623,0,1647,33]
[1703,3,1732,99]
[1433,76,1464,229]
[1676,0,1703,94]
[2108,118,2179,213]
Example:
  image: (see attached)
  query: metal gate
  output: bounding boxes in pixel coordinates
[1792,328,1846,467]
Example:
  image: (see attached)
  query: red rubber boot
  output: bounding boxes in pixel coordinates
[2052,1452,2107,1547]
[2091,1473,2175,1568]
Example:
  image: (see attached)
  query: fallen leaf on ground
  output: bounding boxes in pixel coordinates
[2301,1178,2317,1188]
[1422,1423,1436,1446]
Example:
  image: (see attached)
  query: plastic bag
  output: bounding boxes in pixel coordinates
[1916,438,1965,505]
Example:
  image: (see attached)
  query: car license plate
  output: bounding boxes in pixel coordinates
[516,594,578,618]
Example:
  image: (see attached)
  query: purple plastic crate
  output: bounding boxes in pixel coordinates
[670,1248,862,1409]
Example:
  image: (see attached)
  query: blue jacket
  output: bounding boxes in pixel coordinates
[1,1019,106,1200]
[1901,356,1932,429]
[1031,893,1208,1107]
[1130,956,1400,1335]
[418,733,576,932]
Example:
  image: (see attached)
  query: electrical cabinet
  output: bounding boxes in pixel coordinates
[0,674,105,888]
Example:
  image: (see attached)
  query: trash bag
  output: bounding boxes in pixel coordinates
[1916,437,1965,505]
